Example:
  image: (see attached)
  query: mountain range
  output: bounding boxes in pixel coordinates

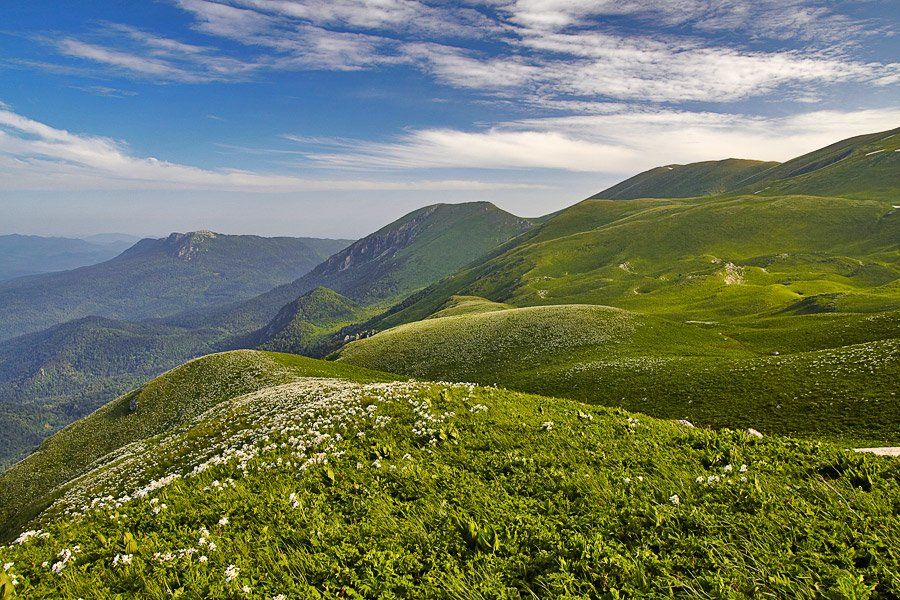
[0,232,352,342]
[0,234,136,282]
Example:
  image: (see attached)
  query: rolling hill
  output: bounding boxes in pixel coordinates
[337,299,900,446]
[253,287,367,356]
[0,234,133,282]
[367,193,898,333]
[590,126,899,201]
[171,202,535,335]
[334,131,899,446]
[590,158,779,200]
[0,351,896,597]
[0,231,352,341]
[739,127,900,200]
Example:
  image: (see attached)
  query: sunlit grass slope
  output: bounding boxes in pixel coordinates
[590,158,778,199]
[371,194,899,331]
[338,301,900,446]
[0,351,395,542]
[1,355,897,597]
[738,127,900,201]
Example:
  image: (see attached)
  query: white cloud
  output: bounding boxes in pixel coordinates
[0,106,541,192]
[32,0,898,104]
[297,107,900,173]
[484,0,882,42]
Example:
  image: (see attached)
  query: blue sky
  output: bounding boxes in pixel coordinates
[1,0,898,238]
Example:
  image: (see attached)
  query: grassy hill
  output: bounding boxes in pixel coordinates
[740,127,900,201]
[172,202,535,335]
[589,127,899,201]
[368,194,898,333]
[0,234,131,282]
[590,158,778,199]
[253,287,367,356]
[0,351,896,597]
[0,317,216,469]
[0,351,396,541]
[0,232,352,342]
[337,301,900,446]
[0,204,531,469]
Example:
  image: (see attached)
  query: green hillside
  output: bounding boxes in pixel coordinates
[0,351,396,541]
[0,204,531,469]
[369,194,898,330]
[337,302,900,446]
[173,202,535,335]
[590,159,778,199]
[741,127,900,200]
[0,352,896,597]
[589,127,899,201]
[336,187,898,447]
[0,232,352,341]
[0,317,214,469]
[253,287,367,355]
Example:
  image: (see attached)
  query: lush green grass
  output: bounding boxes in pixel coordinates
[590,158,778,200]
[589,126,900,202]
[0,356,897,598]
[0,351,396,542]
[338,302,900,446]
[0,232,351,342]
[373,194,898,331]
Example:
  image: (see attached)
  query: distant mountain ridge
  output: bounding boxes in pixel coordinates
[0,232,352,341]
[172,202,535,334]
[0,234,132,282]
[0,203,532,465]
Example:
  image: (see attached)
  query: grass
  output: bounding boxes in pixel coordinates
[337,302,900,447]
[0,354,897,598]
[370,194,898,335]
[0,351,396,542]
[590,158,778,200]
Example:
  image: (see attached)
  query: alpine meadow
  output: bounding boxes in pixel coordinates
[0,2,898,598]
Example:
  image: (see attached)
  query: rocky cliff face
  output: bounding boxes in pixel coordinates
[122,231,218,261]
[315,206,439,276]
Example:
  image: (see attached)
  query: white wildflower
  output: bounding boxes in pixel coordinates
[224,564,239,583]
[113,554,133,567]
[541,421,554,431]
[739,464,748,473]
[218,516,229,526]
[669,494,681,506]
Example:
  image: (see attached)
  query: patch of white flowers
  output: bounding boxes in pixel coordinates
[696,464,750,486]
[112,553,132,568]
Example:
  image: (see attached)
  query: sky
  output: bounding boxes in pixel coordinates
[1,0,898,239]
